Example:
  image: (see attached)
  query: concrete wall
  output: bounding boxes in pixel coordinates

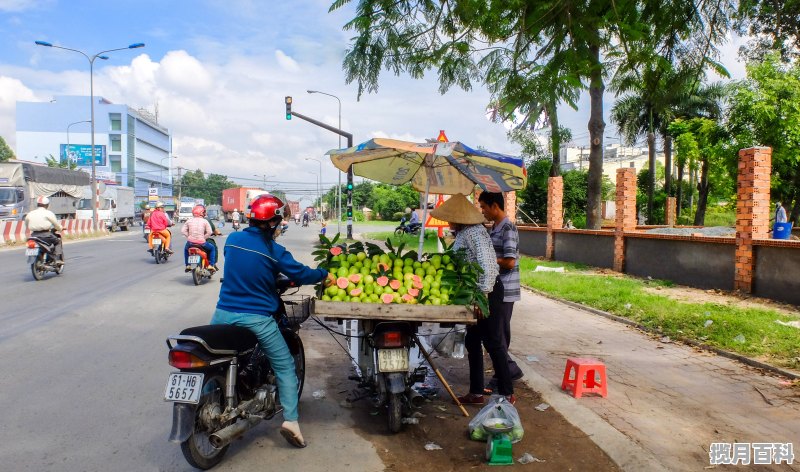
[624,237,735,290]
[753,245,800,306]
[554,232,614,269]
[518,227,547,257]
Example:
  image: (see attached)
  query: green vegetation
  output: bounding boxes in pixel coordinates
[519,256,800,368]
[0,136,13,162]
[363,230,441,253]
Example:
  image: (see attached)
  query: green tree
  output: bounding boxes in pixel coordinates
[371,183,419,220]
[518,158,553,223]
[0,136,13,162]
[735,0,800,61]
[44,154,78,169]
[176,169,238,205]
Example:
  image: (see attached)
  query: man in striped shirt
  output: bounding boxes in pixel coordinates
[478,192,524,390]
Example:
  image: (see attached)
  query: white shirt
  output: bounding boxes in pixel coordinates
[25,207,62,232]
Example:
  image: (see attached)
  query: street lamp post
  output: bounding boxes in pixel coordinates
[35,40,145,231]
[307,90,342,232]
[65,120,91,164]
[307,171,319,217]
[159,156,173,191]
[305,158,323,218]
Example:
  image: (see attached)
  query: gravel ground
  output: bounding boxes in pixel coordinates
[644,226,736,237]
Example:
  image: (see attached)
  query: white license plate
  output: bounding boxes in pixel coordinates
[153,238,162,246]
[188,255,201,264]
[25,248,39,256]
[164,372,204,404]
[144,228,151,234]
[377,348,409,372]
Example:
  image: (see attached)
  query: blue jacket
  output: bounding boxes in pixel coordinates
[217,227,328,316]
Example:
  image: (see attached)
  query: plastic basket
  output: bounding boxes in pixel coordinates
[281,295,312,328]
[773,222,793,240]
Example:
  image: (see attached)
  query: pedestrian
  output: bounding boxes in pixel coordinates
[478,192,524,393]
[320,221,327,236]
[775,202,788,223]
[429,193,512,405]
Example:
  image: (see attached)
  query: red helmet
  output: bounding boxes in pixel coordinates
[192,205,206,217]
[248,194,285,221]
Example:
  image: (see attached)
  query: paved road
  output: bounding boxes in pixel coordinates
[0,222,386,471]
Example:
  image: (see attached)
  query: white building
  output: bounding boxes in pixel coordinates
[560,144,667,180]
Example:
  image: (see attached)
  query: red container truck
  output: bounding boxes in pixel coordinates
[221,187,268,222]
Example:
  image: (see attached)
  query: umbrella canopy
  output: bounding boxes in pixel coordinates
[327,138,527,194]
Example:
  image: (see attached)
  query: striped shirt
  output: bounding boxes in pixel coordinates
[453,223,499,293]
[490,217,521,302]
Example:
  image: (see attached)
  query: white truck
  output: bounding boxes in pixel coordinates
[76,184,135,231]
[0,162,91,221]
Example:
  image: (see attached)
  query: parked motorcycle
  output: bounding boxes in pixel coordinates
[151,232,171,264]
[394,217,421,237]
[352,319,427,433]
[25,233,64,281]
[165,275,309,469]
[187,241,216,286]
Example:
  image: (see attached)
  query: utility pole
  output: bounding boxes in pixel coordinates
[177,166,183,202]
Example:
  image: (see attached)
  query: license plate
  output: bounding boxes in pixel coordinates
[144,228,151,234]
[164,372,204,404]
[188,255,201,264]
[377,348,409,372]
[153,238,162,246]
[25,248,39,256]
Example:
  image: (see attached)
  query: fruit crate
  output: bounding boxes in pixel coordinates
[312,299,477,324]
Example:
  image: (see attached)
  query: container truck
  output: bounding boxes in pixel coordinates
[0,161,91,221]
[76,184,135,231]
[221,187,268,222]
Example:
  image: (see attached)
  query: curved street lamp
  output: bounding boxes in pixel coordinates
[307,89,342,232]
[35,40,145,230]
[65,120,91,164]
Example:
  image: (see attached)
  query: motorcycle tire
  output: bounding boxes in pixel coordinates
[55,258,65,275]
[31,257,45,281]
[180,375,230,470]
[394,228,405,237]
[387,392,403,433]
[294,337,306,398]
[192,267,203,286]
[154,249,161,264]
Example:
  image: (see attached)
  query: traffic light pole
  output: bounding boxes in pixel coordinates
[287,109,354,239]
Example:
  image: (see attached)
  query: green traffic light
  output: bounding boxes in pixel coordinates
[286,113,292,120]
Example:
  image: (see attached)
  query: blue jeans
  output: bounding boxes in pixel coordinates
[210,308,299,421]
[184,242,217,266]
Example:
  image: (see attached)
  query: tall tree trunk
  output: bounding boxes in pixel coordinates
[663,132,672,196]
[647,130,656,224]
[676,163,684,217]
[693,157,710,225]
[586,44,606,229]
[548,102,561,177]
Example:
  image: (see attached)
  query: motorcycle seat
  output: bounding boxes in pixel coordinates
[179,325,257,354]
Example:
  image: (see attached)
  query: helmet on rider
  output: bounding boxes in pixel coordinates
[192,204,206,217]
[248,195,286,222]
[144,204,151,210]
[36,196,50,207]
[155,201,165,209]
[233,208,238,212]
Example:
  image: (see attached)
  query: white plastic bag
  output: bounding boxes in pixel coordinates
[467,395,524,443]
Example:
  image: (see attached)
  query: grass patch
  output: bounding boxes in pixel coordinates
[519,256,800,369]
[363,230,441,253]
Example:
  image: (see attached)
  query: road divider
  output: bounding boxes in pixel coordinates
[0,219,110,246]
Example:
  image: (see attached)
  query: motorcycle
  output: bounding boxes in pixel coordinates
[232,220,240,231]
[394,217,421,237]
[352,319,427,433]
[165,275,309,469]
[187,240,216,286]
[25,233,64,281]
[280,223,289,235]
[143,225,151,242]
[151,232,171,264]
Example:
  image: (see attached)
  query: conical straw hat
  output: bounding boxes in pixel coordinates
[429,194,485,225]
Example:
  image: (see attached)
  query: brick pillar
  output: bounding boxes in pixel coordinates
[665,197,676,226]
[735,147,772,293]
[614,168,638,272]
[546,177,563,259]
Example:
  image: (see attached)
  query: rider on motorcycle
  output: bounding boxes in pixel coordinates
[231,209,241,225]
[182,205,218,273]
[147,202,173,254]
[210,194,329,449]
[24,196,64,266]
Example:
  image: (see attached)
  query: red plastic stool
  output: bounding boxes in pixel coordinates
[561,358,608,398]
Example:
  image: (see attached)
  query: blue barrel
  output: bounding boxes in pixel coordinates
[773,222,793,239]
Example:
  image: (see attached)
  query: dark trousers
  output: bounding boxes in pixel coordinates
[494,300,522,379]
[465,278,513,396]
[31,230,63,258]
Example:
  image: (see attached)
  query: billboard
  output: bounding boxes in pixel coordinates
[60,144,107,167]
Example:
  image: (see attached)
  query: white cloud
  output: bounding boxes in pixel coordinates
[275,50,301,72]
[0,0,49,12]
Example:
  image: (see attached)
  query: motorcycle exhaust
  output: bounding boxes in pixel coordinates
[407,389,425,408]
[209,415,262,449]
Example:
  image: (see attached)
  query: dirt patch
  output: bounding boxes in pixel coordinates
[641,285,800,318]
[326,351,619,471]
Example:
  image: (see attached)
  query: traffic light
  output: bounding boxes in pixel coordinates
[347,208,353,218]
[346,182,353,191]
[285,96,292,120]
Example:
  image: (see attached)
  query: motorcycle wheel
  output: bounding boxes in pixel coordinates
[394,228,405,237]
[180,375,229,470]
[31,257,45,281]
[387,392,403,433]
[55,257,65,275]
[192,267,203,286]
[154,248,161,264]
[294,337,306,398]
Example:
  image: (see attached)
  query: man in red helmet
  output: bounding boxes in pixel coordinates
[181,204,217,272]
[210,194,330,449]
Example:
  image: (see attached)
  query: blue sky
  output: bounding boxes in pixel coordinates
[0,0,749,203]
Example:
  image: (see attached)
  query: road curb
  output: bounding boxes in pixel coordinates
[522,286,800,380]
[510,351,670,472]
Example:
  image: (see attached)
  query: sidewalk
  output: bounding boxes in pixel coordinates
[510,288,800,471]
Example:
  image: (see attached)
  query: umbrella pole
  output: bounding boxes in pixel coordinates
[418,168,431,260]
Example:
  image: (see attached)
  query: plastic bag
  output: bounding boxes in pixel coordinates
[467,395,524,443]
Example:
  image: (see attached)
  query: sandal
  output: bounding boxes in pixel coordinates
[280,422,307,448]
